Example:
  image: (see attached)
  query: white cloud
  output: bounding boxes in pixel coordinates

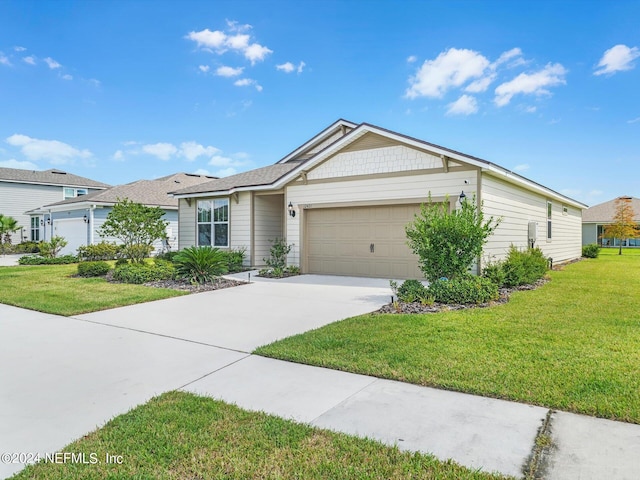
[244,43,272,64]
[61,74,73,80]
[112,150,124,161]
[216,65,243,77]
[493,48,523,68]
[494,63,567,107]
[406,48,490,99]
[14,46,26,52]
[0,158,39,170]
[234,78,262,91]
[193,168,213,176]
[628,117,640,124]
[464,74,496,93]
[6,134,92,164]
[446,94,478,116]
[142,142,178,161]
[179,141,220,161]
[186,22,272,64]
[44,57,61,69]
[276,61,305,74]
[594,44,640,76]
[87,78,101,87]
[407,55,417,63]
[22,56,36,65]
[523,106,537,113]
[513,163,530,172]
[208,155,234,167]
[198,65,210,73]
[0,53,10,66]
[276,62,295,73]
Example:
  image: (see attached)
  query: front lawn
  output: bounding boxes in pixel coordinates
[256,252,640,423]
[0,264,185,316]
[11,391,507,480]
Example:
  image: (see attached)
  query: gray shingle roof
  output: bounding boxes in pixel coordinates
[45,173,215,209]
[0,167,110,188]
[583,196,640,222]
[170,163,301,196]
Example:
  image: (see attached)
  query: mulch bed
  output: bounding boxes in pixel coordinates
[377,277,549,314]
[105,270,246,293]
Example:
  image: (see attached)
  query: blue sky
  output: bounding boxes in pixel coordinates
[0,0,638,205]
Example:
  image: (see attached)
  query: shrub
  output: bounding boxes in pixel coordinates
[225,247,247,273]
[18,254,78,265]
[264,238,293,271]
[428,275,499,304]
[406,195,501,282]
[582,243,600,258]
[155,250,181,262]
[397,279,428,303]
[482,261,506,288]
[14,241,40,253]
[285,265,300,275]
[174,246,228,284]
[38,236,68,258]
[77,261,111,277]
[113,262,175,284]
[77,242,121,261]
[502,246,548,287]
[115,258,129,267]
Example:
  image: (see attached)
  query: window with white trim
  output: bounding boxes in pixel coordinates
[30,217,40,241]
[197,199,229,247]
[63,187,88,199]
[547,201,552,240]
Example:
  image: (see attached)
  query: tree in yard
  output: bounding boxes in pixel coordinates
[602,196,639,255]
[0,214,20,253]
[405,194,501,281]
[98,198,168,263]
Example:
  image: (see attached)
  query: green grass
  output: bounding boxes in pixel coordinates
[0,264,185,316]
[256,253,640,423]
[11,391,508,480]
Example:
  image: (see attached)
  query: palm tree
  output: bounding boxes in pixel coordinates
[0,214,20,251]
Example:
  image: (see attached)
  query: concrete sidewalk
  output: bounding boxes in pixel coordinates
[0,254,21,266]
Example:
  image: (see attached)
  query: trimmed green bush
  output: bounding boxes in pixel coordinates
[428,275,499,304]
[14,241,40,253]
[582,243,600,258]
[397,279,428,303]
[502,246,548,287]
[174,246,228,284]
[155,250,181,262]
[18,254,78,265]
[482,261,506,288]
[77,242,122,261]
[77,261,111,277]
[113,262,175,284]
[225,247,246,273]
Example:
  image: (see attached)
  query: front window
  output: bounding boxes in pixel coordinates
[197,199,229,247]
[30,217,40,241]
[63,187,88,199]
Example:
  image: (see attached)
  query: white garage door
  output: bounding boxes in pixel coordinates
[53,218,87,256]
[306,204,424,279]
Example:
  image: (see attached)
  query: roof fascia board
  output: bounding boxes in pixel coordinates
[0,178,108,189]
[276,119,358,164]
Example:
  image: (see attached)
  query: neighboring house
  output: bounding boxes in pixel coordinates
[30,173,215,255]
[582,196,640,247]
[0,167,110,244]
[172,120,587,279]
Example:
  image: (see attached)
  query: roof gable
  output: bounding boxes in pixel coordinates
[276,119,357,164]
[583,196,640,223]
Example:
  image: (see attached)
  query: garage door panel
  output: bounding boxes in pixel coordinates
[305,204,425,279]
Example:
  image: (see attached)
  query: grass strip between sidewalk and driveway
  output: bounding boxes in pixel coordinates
[255,249,640,424]
[11,391,509,480]
[0,264,185,316]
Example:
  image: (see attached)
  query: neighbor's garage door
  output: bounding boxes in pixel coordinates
[53,218,87,255]
[306,204,424,279]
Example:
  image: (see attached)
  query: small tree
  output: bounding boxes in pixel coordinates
[98,199,168,263]
[405,195,501,281]
[602,197,639,255]
[0,214,20,252]
[39,236,68,258]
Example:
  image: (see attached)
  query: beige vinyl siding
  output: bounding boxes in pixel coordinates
[481,173,582,263]
[253,194,284,266]
[286,169,476,266]
[230,192,251,264]
[178,198,196,249]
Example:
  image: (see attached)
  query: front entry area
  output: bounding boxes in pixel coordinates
[305,204,424,279]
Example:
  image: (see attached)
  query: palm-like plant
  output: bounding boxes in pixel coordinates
[174,246,228,284]
[0,214,20,250]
